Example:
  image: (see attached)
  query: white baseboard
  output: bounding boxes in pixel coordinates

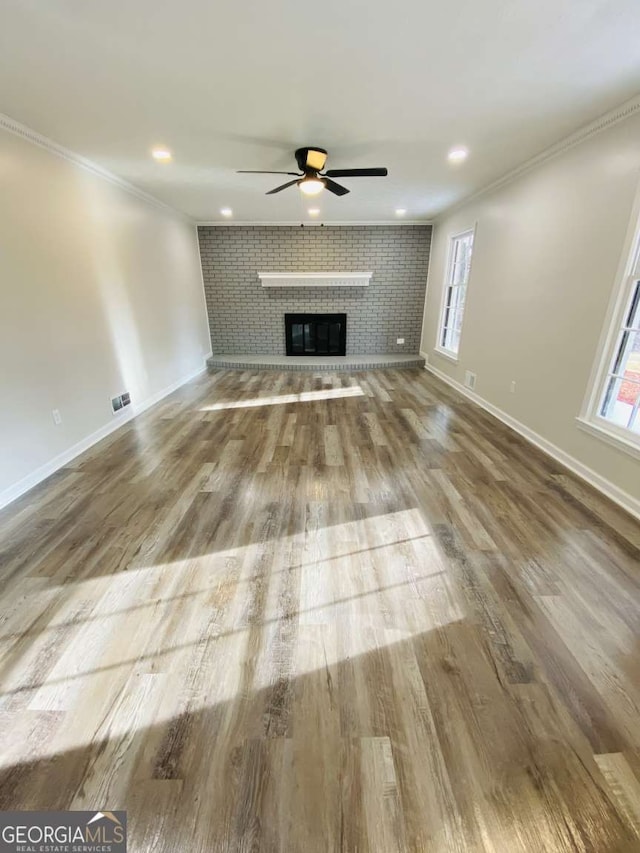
[0,362,208,512]
[424,361,640,521]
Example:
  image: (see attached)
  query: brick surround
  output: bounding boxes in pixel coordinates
[197,225,431,355]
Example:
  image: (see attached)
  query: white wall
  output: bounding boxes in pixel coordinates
[421,111,640,514]
[0,124,211,507]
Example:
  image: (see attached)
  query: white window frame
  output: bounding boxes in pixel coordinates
[578,189,640,460]
[435,227,475,361]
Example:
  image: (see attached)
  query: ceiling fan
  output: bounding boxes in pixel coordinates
[237,146,388,196]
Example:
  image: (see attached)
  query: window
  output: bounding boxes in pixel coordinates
[437,229,474,357]
[580,225,640,453]
[599,276,640,435]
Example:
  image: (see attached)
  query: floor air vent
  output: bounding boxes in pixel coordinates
[111,392,131,414]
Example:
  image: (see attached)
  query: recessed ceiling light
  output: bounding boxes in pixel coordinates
[448,147,468,163]
[395,208,407,216]
[151,148,172,162]
[308,208,320,216]
[220,208,233,217]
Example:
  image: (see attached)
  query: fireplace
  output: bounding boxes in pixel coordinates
[285,313,347,356]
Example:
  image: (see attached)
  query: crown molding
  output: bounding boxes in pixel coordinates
[195,220,433,227]
[437,92,640,220]
[0,112,191,221]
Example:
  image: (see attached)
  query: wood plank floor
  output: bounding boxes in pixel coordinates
[1,367,640,852]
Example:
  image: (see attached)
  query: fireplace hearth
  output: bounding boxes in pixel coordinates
[285,313,347,356]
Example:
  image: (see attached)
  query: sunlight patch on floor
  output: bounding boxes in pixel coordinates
[199,385,365,410]
[0,508,463,764]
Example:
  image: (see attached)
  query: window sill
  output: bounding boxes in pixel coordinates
[433,347,459,364]
[575,416,640,461]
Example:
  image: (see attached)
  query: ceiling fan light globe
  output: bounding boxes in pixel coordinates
[299,178,324,196]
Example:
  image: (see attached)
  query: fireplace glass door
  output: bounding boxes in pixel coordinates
[285,313,346,356]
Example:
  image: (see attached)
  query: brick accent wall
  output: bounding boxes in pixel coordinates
[198,225,431,355]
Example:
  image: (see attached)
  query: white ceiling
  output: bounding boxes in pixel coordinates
[1,0,639,223]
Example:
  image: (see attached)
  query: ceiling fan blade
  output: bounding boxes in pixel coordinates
[237,170,301,175]
[266,179,300,195]
[323,178,350,196]
[324,168,388,178]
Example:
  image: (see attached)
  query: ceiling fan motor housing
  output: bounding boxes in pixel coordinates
[295,146,327,173]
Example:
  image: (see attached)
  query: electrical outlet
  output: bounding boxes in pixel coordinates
[464,371,477,390]
[52,409,62,425]
[510,380,517,393]
[397,337,405,345]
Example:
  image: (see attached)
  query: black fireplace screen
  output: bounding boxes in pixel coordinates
[285,313,347,356]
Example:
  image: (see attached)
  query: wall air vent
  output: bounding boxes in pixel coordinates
[111,391,131,414]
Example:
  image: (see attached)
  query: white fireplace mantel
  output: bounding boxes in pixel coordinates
[258,272,372,288]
